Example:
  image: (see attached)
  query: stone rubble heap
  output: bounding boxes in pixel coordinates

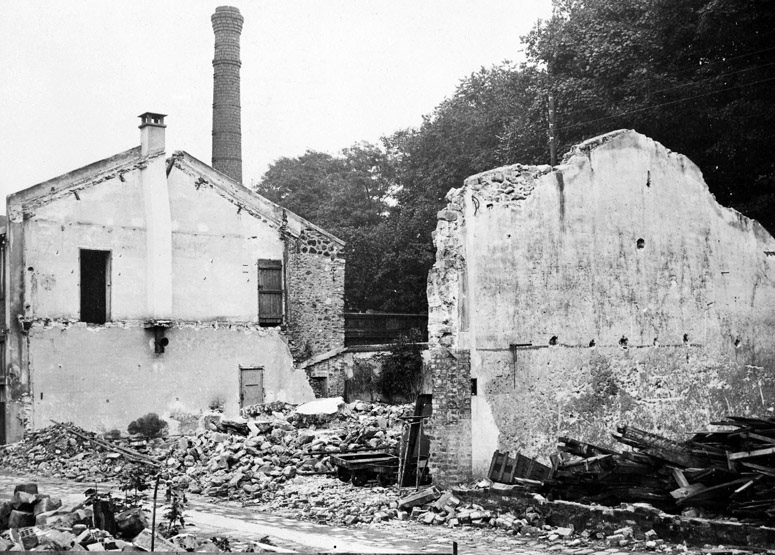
[0,423,165,482]
[253,475,676,552]
[0,401,409,497]
[0,481,270,552]
[168,401,407,499]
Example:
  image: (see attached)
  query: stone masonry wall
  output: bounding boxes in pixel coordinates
[425,349,472,487]
[305,356,346,399]
[286,229,345,360]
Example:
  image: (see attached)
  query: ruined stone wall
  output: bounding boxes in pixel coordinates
[427,130,775,481]
[286,228,345,359]
[305,355,346,399]
[425,349,472,486]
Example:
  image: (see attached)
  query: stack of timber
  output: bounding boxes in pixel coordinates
[546,416,775,524]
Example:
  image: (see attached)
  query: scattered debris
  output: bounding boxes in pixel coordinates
[547,417,775,524]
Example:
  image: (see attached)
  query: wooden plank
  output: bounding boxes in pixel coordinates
[677,478,750,506]
[488,451,505,482]
[728,446,775,461]
[507,455,519,483]
[670,483,707,499]
[730,477,761,499]
[744,432,775,445]
[670,467,690,488]
[740,462,775,477]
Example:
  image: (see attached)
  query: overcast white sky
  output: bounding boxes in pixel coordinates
[0,0,552,204]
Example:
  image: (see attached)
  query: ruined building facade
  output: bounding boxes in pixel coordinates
[0,114,345,443]
[426,130,775,484]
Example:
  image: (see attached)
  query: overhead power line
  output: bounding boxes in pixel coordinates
[561,75,775,131]
[559,61,775,119]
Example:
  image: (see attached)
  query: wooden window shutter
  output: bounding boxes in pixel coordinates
[258,259,283,325]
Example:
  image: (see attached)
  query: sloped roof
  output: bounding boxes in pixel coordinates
[170,151,344,245]
[6,145,344,246]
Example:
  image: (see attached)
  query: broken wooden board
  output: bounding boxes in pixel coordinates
[397,486,440,509]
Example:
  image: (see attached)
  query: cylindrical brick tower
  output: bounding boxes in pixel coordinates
[211,6,244,183]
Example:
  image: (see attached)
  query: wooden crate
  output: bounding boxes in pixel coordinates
[489,450,552,483]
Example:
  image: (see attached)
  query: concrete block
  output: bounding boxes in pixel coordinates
[16,527,38,550]
[115,509,146,540]
[11,491,36,511]
[33,496,62,516]
[13,484,38,495]
[38,529,77,550]
[8,510,35,529]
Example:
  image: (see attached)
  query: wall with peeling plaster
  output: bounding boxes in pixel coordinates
[3,130,344,441]
[427,130,775,483]
[28,324,311,433]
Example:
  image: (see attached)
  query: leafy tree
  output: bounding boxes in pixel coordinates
[377,330,425,403]
[255,143,396,310]
[522,0,775,229]
[256,0,775,314]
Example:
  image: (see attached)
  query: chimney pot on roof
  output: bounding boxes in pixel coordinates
[139,112,167,156]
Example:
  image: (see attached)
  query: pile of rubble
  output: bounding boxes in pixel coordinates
[548,416,775,524]
[0,481,267,552]
[392,487,669,551]
[165,400,406,499]
[0,482,146,551]
[0,422,165,482]
[0,400,410,501]
[255,475,674,552]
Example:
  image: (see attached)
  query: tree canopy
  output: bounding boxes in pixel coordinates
[256,0,775,314]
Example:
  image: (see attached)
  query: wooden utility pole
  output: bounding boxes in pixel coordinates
[548,92,558,166]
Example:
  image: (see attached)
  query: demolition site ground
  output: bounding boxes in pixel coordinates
[0,399,772,553]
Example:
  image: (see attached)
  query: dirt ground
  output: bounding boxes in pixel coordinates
[0,471,714,554]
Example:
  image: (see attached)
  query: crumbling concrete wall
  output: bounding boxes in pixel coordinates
[427,130,775,484]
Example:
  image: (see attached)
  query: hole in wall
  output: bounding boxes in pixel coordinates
[653,337,659,346]
[683,333,689,345]
[637,238,645,249]
[470,378,478,396]
[734,338,741,348]
[549,336,558,346]
[588,339,596,348]
[619,336,629,349]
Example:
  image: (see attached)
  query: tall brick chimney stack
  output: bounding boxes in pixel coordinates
[211,6,244,183]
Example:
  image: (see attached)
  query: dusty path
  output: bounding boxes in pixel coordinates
[0,472,450,553]
[0,472,680,554]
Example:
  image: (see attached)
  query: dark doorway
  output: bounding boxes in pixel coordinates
[80,249,110,324]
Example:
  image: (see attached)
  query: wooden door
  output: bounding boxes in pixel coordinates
[240,367,264,408]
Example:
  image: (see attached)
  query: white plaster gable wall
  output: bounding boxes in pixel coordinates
[166,167,284,322]
[19,168,148,321]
